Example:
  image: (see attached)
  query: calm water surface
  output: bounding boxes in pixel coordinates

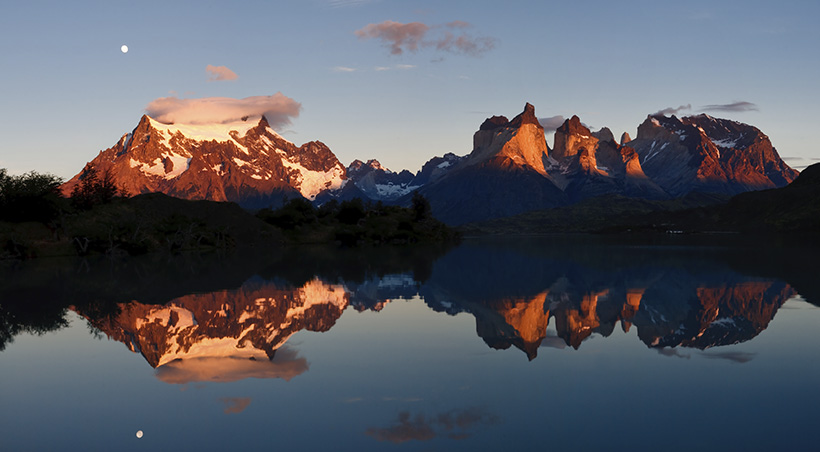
[1,236,818,451]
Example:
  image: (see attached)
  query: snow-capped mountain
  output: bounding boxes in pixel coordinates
[346,159,418,201]
[62,115,347,209]
[62,104,799,225]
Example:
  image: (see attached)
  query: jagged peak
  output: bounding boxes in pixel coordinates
[592,127,615,143]
[509,102,542,129]
[479,115,509,131]
[557,115,591,136]
[620,132,632,145]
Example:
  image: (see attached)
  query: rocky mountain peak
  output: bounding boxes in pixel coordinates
[557,115,591,136]
[468,103,551,175]
[479,115,509,131]
[552,115,597,161]
[620,132,632,146]
[508,102,542,129]
[62,113,348,207]
[592,127,615,143]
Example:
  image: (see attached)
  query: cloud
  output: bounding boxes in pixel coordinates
[145,93,301,130]
[539,115,566,133]
[433,32,496,56]
[154,347,309,384]
[366,408,499,443]
[355,20,496,57]
[699,351,756,363]
[355,21,429,55]
[205,64,238,81]
[367,412,435,443]
[653,104,692,116]
[332,66,357,72]
[221,397,251,414]
[701,101,759,112]
[372,64,416,71]
[656,347,691,359]
[446,20,471,29]
[327,0,374,8]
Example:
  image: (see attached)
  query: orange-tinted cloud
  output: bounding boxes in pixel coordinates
[356,21,429,55]
[366,408,499,443]
[154,347,309,384]
[355,20,496,56]
[145,93,301,129]
[206,64,238,81]
[221,397,252,414]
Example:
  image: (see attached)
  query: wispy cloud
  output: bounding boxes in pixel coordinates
[145,93,301,130]
[701,101,759,112]
[332,66,357,72]
[355,20,497,57]
[539,115,566,133]
[327,0,375,8]
[220,397,251,414]
[700,351,756,363]
[205,64,238,81]
[366,408,499,443]
[653,104,692,116]
[656,347,691,359]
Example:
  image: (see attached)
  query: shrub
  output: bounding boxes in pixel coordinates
[70,164,121,210]
[0,168,64,223]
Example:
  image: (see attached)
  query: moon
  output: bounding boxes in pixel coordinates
[136,430,143,438]
[121,45,129,53]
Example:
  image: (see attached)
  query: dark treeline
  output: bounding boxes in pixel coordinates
[256,191,458,246]
[1,166,457,259]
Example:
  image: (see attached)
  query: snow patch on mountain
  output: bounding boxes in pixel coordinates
[148,116,263,148]
[710,137,740,148]
[129,153,192,179]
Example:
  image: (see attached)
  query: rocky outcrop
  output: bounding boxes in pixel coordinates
[418,103,568,225]
[552,115,597,162]
[466,102,552,175]
[550,115,666,201]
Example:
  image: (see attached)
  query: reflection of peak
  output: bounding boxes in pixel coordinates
[81,277,351,376]
[419,241,797,359]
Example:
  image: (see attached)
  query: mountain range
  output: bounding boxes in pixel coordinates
[62,104,798,225]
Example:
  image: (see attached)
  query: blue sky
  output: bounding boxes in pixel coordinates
[2,0,818,179]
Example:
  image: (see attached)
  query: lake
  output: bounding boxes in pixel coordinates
[1,235,818,451]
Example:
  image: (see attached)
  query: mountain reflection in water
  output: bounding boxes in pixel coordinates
[0,235,789,378]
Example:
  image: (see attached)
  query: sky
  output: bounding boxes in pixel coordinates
[2,0,819,179]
